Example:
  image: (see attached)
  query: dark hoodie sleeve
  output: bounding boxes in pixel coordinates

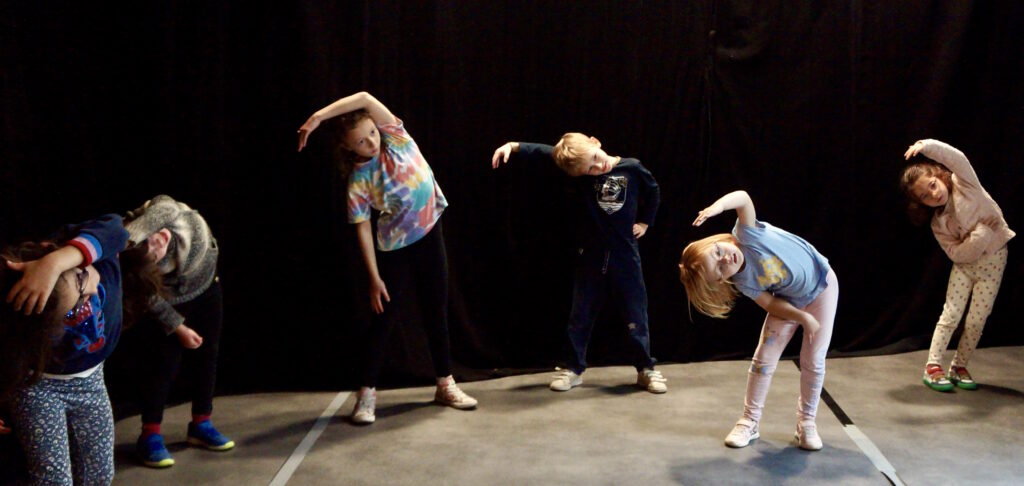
[634,162,659,226]
[514,142,555,162]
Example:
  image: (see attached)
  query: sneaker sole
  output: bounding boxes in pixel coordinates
[436,399,478,410]
[142,458,175,468]
[549,382,581,392]
[186,437,236,451]
[954,381,978,390]
[725,431,759,448]
[922,378,954,392]
[638,383,667,394]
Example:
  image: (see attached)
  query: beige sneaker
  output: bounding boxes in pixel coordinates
[637,369,667,394]
[724,419,759,448]
[549,369,582,391]
[795,422,823,451]
[351,389,376,424]
[435,381,478,409]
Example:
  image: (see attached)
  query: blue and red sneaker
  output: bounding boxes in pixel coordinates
[136,433,174,468]
[186,420,235,451]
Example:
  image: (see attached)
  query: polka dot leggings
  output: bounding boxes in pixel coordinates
[927,246,1008,368]
[10,365,114,486]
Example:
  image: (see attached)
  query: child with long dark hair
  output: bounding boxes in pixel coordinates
[120,194,233,467]
[297,91,476,424]
[900,139,1014,391]
[678,191,838,451]
[0,215,143,484]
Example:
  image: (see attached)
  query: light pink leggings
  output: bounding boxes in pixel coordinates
[927,246,1008,368]
[742,269,838,426]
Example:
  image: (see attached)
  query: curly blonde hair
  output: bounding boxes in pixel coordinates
[678,233,740,319]
[551,132,595,175]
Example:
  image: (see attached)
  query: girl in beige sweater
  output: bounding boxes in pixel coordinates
[901,139,1014,392]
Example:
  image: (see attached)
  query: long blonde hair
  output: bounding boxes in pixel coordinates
[678,233,740,319]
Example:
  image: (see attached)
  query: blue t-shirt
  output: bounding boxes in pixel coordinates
[731,219,831,308]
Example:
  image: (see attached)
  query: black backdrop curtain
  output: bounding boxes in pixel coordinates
[1,1,1021,402]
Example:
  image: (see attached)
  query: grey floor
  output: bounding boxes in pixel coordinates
[112,346,1024,485]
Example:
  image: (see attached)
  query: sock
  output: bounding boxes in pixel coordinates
[192,414,211,425]
[141,423,161,438]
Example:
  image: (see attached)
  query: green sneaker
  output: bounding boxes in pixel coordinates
[923,364,954,392]
[948,366,978,390]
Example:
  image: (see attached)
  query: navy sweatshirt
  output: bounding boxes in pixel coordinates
[516,143,660,252]
[48,214,128,375]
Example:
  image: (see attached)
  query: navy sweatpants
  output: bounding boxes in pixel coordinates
[566,246,655,374]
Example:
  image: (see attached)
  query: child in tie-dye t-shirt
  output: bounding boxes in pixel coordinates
[346,119,448,251]
[297,91,476,425]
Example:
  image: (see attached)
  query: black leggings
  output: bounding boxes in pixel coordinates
[139,279,224,424]
[361,221,452,387]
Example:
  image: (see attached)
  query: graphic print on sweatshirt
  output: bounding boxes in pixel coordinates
[594,175,628,214]
[63,284,107,353]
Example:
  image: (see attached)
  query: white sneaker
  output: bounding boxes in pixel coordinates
[351,389,376,424]
[637,369,667,394]
[795,422,822,451]
[724,419,759,448]
[549,369,582,391]
[435,381,478,409]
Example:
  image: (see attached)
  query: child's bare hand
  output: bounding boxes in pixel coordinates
[633,223,648,238]
[175,324,203,349]
[802,314,821,342]
[693,204,723,226]
[904,140,926,159]
[0,418,11,435]
[5,258,63,315]
[297,114,322,152]
[369,278,390,314]
[491,143,515,169]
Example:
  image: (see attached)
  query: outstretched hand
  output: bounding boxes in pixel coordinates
[692,203,724,226]
[904,140,926,160]
[297,114,322,152]
[491,143,515,169]
[5,259,63,315]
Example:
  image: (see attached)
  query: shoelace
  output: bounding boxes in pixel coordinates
[441,383,469,402]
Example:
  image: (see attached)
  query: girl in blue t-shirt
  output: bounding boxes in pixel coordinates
[678,191,838,452]
[297,91,476,424]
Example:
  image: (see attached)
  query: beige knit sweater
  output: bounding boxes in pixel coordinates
[921,139,1015,263]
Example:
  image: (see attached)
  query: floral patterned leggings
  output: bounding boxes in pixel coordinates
[10,364,114,486]
[927,246,1008,367]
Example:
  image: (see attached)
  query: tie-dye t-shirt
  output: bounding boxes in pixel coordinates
[347,118,448,251]
[731,219,831,308]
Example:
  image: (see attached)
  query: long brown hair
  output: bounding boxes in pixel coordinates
[899,158,954,226]
[331,108,375,181]
[118,240,165,329]
[0,243,66,402]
